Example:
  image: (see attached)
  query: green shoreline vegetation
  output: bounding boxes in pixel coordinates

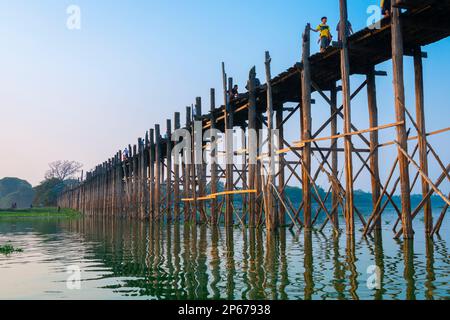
[0,207,81,219]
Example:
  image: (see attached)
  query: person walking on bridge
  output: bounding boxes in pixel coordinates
[311,17,333,53]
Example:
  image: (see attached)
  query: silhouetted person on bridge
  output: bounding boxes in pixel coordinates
[381,0,391,18]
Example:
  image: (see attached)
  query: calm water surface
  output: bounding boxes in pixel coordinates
[0,212,449,300]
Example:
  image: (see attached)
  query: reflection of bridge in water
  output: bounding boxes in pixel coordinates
[59,0,450,241]
[64,217,449,300]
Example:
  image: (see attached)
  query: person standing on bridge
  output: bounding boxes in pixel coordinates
[336,20,353,41]
[123,147,129,161]
[311,17,333,53]
[381,0,391,18]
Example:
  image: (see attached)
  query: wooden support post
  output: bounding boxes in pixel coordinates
[222,63,234,227]
[414,46,432,235]
[189,105,197,223]
[149,129,155,220]
[367,67,381,230]
[301,24,312,231]
[330,83,339,229]
[133,145,138,218]
[184,107,192,222]
[195,97,206,223]
[276,106,285,226]
[144,134,149,219]
[248,67,257,228]
[174,112,181,222]
[210,88,219,225]
[154,124,161,220]
[339,0,355,236]
[264,51,277,231]
[166,119,172,222]
[391,1,413,238]
[139,138,146,220]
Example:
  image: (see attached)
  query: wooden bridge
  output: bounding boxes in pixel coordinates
[58,0,450,240]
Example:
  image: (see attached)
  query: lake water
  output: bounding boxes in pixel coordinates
[0,211,449,300]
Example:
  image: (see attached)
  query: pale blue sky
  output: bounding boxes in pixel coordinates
[0,0,448,193]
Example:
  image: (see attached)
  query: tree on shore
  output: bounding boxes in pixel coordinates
[33,161,83,207]
[45,160,83,181]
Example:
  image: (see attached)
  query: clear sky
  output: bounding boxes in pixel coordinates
[0,0,449,193]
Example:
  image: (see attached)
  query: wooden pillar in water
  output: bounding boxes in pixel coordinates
[330,83,339,229]
[189,106,198,223]
[166,119,172,222]
[391,0,413,238]
[149,129,155,220]
[247,67,257,228]
[339,0,355,236]
[222,63,234,227]
[184,107,192,222]
[301,24,312,231]
[367,66,381,230]
[154,124,161,220]
[195,97,206,223]
[264,51,277,231]
[133,144,139,218]
[276,106,285,226]
[173,112,181,221]
[210,88,218,225]
[413,46,432,235]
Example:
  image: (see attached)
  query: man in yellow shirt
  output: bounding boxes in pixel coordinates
[312,17,333,53]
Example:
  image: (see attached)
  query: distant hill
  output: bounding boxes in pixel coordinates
[0,177,35,209]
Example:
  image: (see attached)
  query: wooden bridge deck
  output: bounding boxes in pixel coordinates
[205,0,450,132]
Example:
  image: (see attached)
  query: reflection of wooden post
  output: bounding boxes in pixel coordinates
[248,67,257,228]
[301,24,312,231]
[264,51,276,231]
[149,129,155,220]
[173,112,181,221]
[367,67,381,230]
[391,2,413,238]
[166,119,172,222]
[154,124,161,220]
[330,83,339,229]
[210,89,218,225]
[414,47,432,235]
[339,0,354,236]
